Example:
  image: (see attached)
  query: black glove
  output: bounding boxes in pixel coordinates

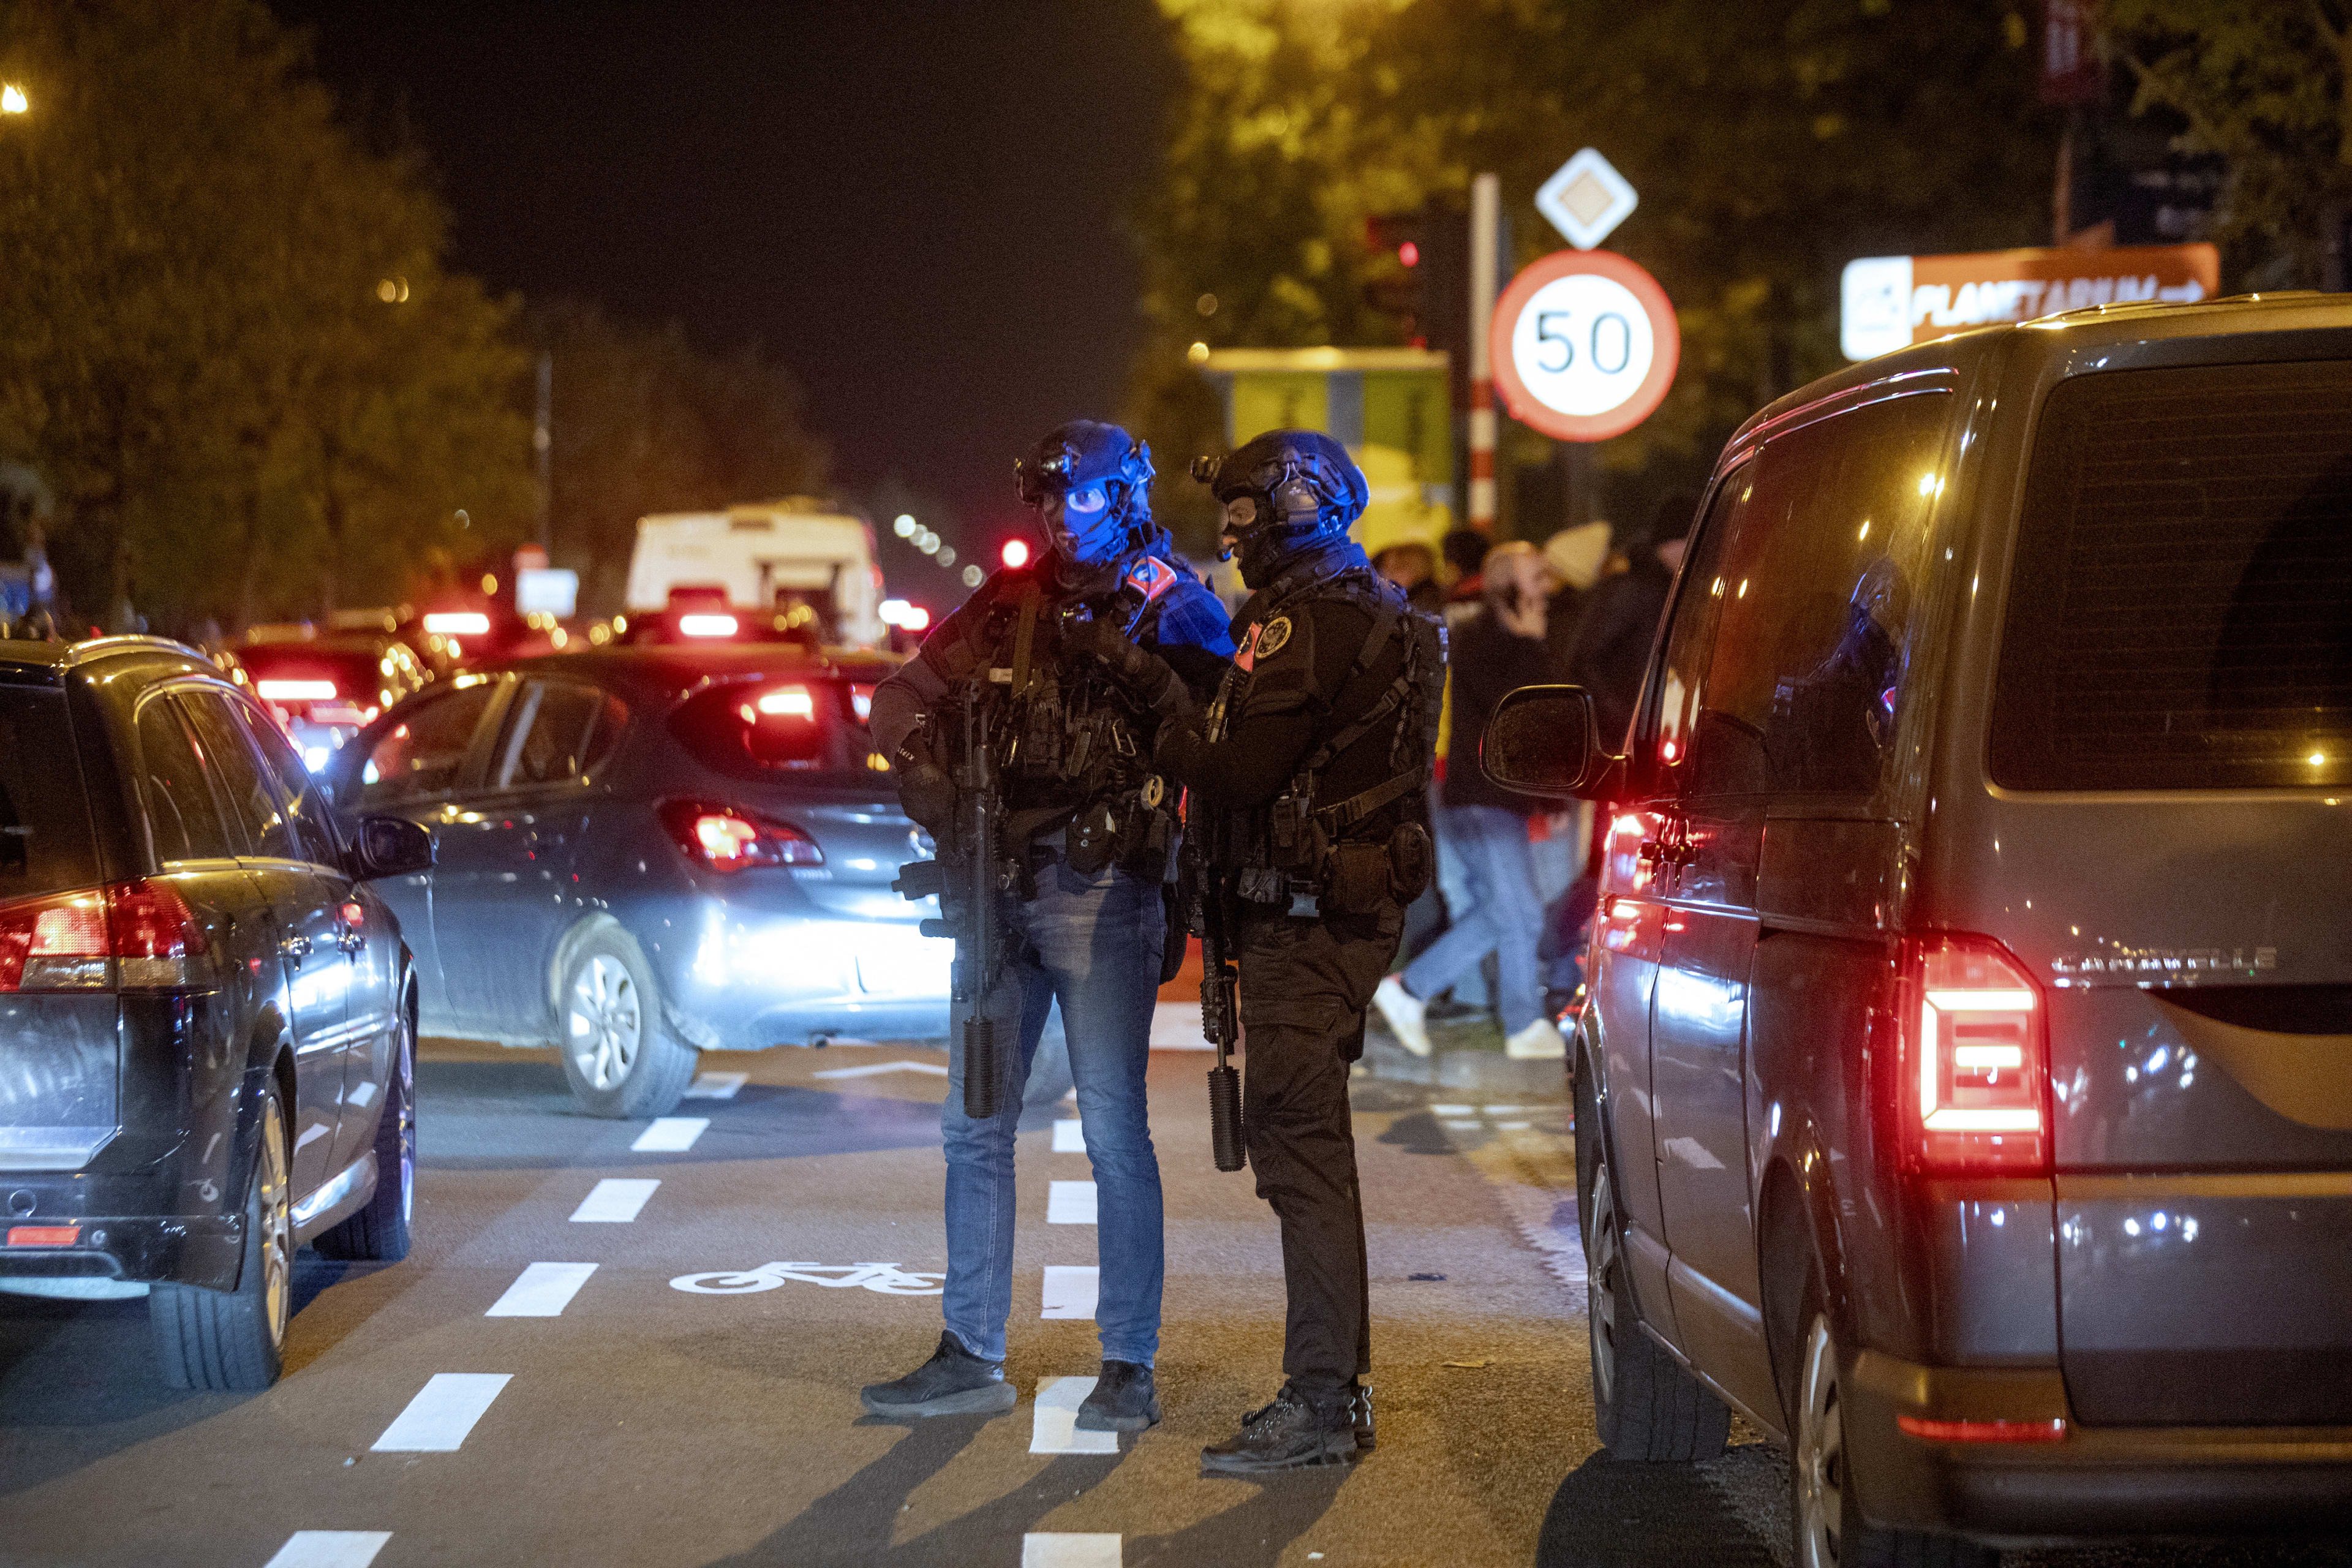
[896,761,956,838]
[1066,619,1194,721]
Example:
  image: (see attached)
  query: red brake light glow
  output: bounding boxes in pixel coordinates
[1001,538,1031,570]
[679,613,739,638]
[1900,933,2048,1172]
[256,679,337,702]
[1896,1415,2066,1444]
[755,687,816,718]
[657,801,824,873]
[423,611,490,636]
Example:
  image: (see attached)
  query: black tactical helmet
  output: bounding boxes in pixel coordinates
[1189,428,1368,583]
[1016,422,1155,523]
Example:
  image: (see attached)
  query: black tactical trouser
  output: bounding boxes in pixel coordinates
[1235,898,1405,1396]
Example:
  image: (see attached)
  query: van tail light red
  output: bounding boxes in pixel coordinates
[1898,933,2049,1172]
[5,1225,80,1247]
[0,882,209,993]
[1896,1415,2066,1444]
[657,799,824,873]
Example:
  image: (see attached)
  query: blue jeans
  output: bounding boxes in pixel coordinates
[941,852,1166,1366]
[1402,805,1546,1035]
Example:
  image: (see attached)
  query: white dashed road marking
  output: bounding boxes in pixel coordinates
[1051,1119,1086,1153]
[570,1178,659,1223]
[1023,1534,1122,1567]
[631,1117,708,1153]
[1442,1119,1480,1131]
[1430,1103,1472,1115]
[682,1071,747,1099]
[810,1060,949,1080]
[1041,1265,1099,1321]
[263,1532,391,1568]
[371,1373,513,1452]
[1046,1180,1097,1225]
[1029,1377,1118,1455]
[485,1262,598,1317]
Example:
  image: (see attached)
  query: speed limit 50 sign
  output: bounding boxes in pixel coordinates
[1490,250,1679,442]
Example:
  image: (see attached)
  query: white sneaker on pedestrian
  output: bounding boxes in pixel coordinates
[1372,976,1432,1057]
[1504,1017,1567,1060]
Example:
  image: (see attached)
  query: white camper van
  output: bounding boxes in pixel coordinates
[624,499,885,648]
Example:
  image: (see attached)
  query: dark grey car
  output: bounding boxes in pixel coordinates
[1487,293,2352,1560]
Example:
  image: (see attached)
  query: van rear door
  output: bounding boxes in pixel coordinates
[1977,355,2352,1427]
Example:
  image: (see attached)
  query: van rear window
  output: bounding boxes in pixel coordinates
[668,678,885,785]
[1991,359,2352,791]
[0,685,100,897]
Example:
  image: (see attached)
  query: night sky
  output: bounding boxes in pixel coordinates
[278,0,1175,550]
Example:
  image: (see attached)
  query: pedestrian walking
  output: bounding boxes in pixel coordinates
[859,421,1233,1433]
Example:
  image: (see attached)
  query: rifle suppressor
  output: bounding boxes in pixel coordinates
[1208,1062,1245,1170]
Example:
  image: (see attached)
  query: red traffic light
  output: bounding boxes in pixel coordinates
[1001,538,1031,569]
[1398,240,1420,268]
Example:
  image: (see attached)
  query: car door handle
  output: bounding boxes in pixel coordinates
[280,934,312,967]
[336,929,365,955]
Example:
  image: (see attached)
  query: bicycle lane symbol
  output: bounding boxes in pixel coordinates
[669,1262,946,1297]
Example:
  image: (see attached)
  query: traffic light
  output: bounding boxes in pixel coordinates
[1362,206,1466,353]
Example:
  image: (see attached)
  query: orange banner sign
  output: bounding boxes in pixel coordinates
[1840,243,2222,360]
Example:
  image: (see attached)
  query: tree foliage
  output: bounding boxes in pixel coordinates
[0,0,532,630]
[1130,0,2060,533]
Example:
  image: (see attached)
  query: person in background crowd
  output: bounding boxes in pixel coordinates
[1372,540,1567,1061]
[1530,520,1613,1003]
[1564,492,1697,750]
[1540,521,1611,674]
[1439,527,1490,612]
[1373,540,1443,615]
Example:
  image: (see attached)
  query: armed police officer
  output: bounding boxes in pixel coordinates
[859,421,1232,1434]
[1079,430,1444,1472]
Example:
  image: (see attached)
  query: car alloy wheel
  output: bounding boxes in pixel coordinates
[257,1095,292,1350]
[569,953,642,1091]
[1793,1314,1844,1568]
[1585,1159,1620,1410]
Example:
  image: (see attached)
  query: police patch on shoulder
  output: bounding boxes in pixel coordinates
[1254,615,1294,658]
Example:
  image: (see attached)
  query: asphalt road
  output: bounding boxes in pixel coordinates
[2,1028,2349,1568]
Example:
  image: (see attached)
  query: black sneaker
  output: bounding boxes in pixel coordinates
[859,1332,1018,1418]
[1075,1360,1159,1432]
[1200,1384,1357,1476]
[1351,1382,1375,1452]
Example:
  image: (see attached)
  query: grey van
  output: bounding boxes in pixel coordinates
[1485,294,2352,1562]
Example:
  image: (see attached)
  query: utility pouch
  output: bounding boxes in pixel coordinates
[1237,865,1287,904]
[1066,799,1119,876]
[1268,787,1315,870]
[1321,840,1392,916]
[1387,821,1434,901]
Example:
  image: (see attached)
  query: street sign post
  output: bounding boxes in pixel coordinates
[1489,251,1678,443]
[1840,243,2222,360]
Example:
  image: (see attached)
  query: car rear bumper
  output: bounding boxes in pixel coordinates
[0,1213,243,1293]
[1845,1349,2352,1541]
[646,904,951,1048]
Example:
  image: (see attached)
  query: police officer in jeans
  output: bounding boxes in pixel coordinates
[860,421,1232,1432]
[1085,430,1444,1472]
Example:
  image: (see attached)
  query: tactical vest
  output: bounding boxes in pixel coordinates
[1202,565,1447,913]
[928,557,1187,885]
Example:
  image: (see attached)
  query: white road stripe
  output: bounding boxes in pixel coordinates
[570,1178,659,1223]
[1051,1119,1086,1153]
[1023,1534,1121,1567]
[810,1060,949,1080]
[1430,1103,1472,1115]
[371,1373,511,1452]
[485,1263,597,1317]
[682,1071,747,1099]
[1046,1180,1098,1225]
[1028,1377,1117,1454]
[263,1532,391,1568]
[631,1117,708,1152]
[1496,1121,1532,1132]
[1041,1265,1098,1321]
[1442,1119,1480,1131]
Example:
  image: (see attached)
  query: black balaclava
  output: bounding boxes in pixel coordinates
[1016,421,1157,597]
[1192,429,1370,590]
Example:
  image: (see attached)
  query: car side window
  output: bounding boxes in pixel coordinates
[135,697,238,864]
[238,701,344,865]
[1689,392,1951,802]
[179,691,299,861]
[489,679,605,790]
[1643,466,1747,799]
[359,684,497,806]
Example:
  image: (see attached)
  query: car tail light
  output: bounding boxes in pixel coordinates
[752,686,816,718]
[1897,1415,2066,1444]
[256,679,337,701]
[1898,933,2048,1172]
[657,800,823,873]
[0,881,209,993]
[5,1226,80,1247]
[679,613,739,638]
[423,611,490,635]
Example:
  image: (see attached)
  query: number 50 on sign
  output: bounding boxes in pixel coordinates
[1491,250,1679,443]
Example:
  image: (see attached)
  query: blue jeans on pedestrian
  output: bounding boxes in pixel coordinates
[1401,804,1546,1035]
[940,850,1166,1367]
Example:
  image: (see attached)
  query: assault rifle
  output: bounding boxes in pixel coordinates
[893,687,1011,1120]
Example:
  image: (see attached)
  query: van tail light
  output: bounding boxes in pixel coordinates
[657,800,824,873]
[0,881,210,993]
[1896,1415,2066,1444]
[1898,933,2048,1172]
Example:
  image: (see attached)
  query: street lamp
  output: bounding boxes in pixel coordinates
[1,86,28,115]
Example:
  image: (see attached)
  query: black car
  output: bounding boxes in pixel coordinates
[1487,293,2352,1559]
[322,643,950,1118]
[0,636,431,1390]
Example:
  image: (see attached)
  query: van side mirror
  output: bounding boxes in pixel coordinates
[351,814,435,880]
[1480,685,1618,799]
